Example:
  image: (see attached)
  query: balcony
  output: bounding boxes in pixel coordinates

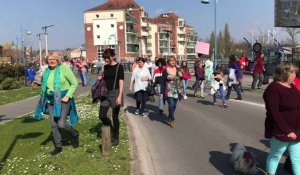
[126,17,137,24]
[146,43,152,47]
[145,26,151,31]
[178,37,186,41]
[147,50,152,55]
[188,31,197,36]
[141,21,148,27]
[126,29,138,35]
[127,38,139,45]
[159,45,168,48]
[159,37,168,41]
[187,44,195,48]
[187,39,197,43]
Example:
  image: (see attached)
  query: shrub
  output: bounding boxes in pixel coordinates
[1,77,14,90]
[10,81,22,90]
[0,64,26,83]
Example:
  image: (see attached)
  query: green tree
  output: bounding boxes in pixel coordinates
[223,23,233,57]
[217,31,224,59]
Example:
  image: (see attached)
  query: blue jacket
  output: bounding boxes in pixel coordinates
[27,67,36,81]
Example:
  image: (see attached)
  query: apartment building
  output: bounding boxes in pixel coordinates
[84,0,198,63]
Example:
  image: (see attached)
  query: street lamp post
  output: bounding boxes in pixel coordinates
[42,25,54,58]
[37,33,45,68]
[20,28,31,85]
[20,28,31,65]
[202,0,217,70]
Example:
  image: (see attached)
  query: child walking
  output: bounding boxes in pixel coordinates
[211,65,227,108]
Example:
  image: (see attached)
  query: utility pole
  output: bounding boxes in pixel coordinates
[42,25,54,58]
[37,33,45,68]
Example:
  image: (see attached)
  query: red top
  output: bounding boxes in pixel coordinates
[253,57,264,74]
[263,82,300,142]
[294,77,300,91]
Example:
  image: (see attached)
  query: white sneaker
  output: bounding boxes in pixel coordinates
[183,95,187,100]
[135,109,139,115]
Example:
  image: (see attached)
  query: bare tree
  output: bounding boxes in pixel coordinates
[285,28,300,47]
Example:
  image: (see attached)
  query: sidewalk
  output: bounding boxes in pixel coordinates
[0,84,91,123]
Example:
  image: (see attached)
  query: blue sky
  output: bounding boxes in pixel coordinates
[0,0,278,50]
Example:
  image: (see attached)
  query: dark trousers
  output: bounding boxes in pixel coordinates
[49,102,77,147]
[167,97,178,121]
[135,90,147,112]
[252,73,264,90]
[226,84,242,99]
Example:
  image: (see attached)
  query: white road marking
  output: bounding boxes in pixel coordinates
[228,99,265,108]
[186,89,265,108]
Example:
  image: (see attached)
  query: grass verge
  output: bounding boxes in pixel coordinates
[0,93,130,175]
[0,87,41,106]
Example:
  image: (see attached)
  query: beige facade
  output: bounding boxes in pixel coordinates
[84,0,198,62]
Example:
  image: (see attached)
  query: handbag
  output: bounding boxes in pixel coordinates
[91,64,120,103]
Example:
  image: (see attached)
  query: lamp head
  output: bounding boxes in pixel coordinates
[201,0,210,4]
[27,30,31,35]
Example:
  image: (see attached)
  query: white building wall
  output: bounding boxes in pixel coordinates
[93,19,118,46]
[148,23,157,60]
[84,10,124,23]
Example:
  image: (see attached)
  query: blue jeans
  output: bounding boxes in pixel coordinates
[167,97,178,121]
[213,84,226,105]
[267,137,300,174]
[182,80,188,96]
[156,84,164,110]
[81,71,88,86]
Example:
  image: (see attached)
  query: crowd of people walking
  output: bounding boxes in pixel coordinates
[31,48,300,175]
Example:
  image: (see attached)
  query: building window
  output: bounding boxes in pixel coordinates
[97,46,104,59]
[97,35,100,39]
[110,13,114,17]
[96,14,99,18]
[96,25,100,28]
[111,24,114,28]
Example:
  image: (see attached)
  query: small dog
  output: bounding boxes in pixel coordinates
[230,144,258,175]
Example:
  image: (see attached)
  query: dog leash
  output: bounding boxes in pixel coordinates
[256,145,270,174]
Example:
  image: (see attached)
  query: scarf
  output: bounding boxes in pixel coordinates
[34,65,78,126]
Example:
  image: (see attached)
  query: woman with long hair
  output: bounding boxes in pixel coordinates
[160,56,182,128]
[180,60,190,99]
[98,48,124,146]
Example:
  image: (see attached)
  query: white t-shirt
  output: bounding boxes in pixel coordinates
[131,66,152,93]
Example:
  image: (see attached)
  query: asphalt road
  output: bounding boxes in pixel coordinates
[123,73,290,175]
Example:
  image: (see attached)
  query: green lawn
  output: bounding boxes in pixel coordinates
[0,93,130,175]
[0,87,41,106]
